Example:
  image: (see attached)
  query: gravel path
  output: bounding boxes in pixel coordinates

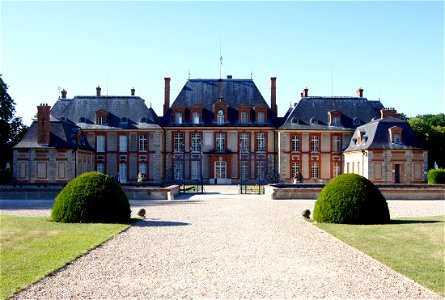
[1,194,444,299]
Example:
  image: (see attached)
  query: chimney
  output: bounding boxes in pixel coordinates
[96,86,101,97]
[131,87,135,96]
[36,104,51,145]
[356,87,364,97]
[380,108,400,119]
[303,87,309,97]
[270,77,277,114]
[163,77,171,116]
[61,89,67,99]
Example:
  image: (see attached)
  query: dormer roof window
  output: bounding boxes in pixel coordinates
[389,126,403,144]
[329,110,342,126]
[96,109,107,125]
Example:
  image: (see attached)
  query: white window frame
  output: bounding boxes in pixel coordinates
[174,132,184,152]
[119,162,127,183]
[96,162,105,174]
[333,162,341,177]
[310,136,319,152]
[191,133,201,152]
[240,112,248,124]
[291,162,300,179]
[193,112,200,124]
[191,161,200,180]
[291,135,300,152]
[257,112,265,124]
[217,111,224,125]
[256,160,266,180]
[256,133,266,152]
[96,135,105,152]
[139,135,147,152]
[239,133,249,153]
[216,133,225,152]
[98,116,105,125]
[119,135,128,152]
[332,136,341,153]
[311,162,319,179]
[240,160,249,180]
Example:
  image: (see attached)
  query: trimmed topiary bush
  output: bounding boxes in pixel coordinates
[313,173,390,224]
[427,169,445,184]
[52,172,131,223]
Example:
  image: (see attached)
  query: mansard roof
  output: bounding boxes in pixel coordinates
[344,117,425,152]
[279,96,384,130]
[51,96,161,130]
[14,117,94,151]
[164,78,278,126]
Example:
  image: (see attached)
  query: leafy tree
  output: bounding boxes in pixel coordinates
[408,113,445,169]
[0,75,28,170]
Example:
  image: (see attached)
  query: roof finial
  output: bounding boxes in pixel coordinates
[219,41,223,80]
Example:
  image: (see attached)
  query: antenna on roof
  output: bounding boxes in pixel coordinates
[250,70,253,79]
[188,71,190,79]
[219,41,223,80]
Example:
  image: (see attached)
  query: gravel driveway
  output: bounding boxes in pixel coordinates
[2,193,444,299]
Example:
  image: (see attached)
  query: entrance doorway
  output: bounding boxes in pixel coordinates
[214,161,227,184]
[394,164,401,183]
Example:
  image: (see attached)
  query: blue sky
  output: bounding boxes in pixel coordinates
[1,1,444,126]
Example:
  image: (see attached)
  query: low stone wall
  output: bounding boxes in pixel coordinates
[266,184,445,200]
[0,184,180,200]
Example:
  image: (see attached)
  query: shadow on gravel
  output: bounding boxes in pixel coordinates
[133,219,191,227]
[390,219,443,224]
[132,199,203,206]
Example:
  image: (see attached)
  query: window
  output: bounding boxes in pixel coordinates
[139,135,147,152]
[393,133,401,144]
[332,117,341,126]
[310,136,319,152]
[98,116,105,125]
[121,117,128,124]
[256,160,266,180]
[119,163,127,183]
[240,133,249,153]
[353,118,360,126]
[191,161,201,180]
[141,117,147,123]
[96,162,105,174]
[311,162,319,178]
[291,135,300,152]
[139,163,147,175]
[79,117,85,123]
[96,135,105,152]
[175,112,183,124]
[240,112,248,124]
[119,135,128,152]
[332,136,341,153]
[240,161,249,180]
[191,133,201,152]
[174,132,184,152]
[216,133,225,152]
[193,112,200,124]
[257,112,265,124]
[291,162,300,179]
[333,162,341,177]
[256,133,266,152]
[217,110,224,124]
[174,160,184,180]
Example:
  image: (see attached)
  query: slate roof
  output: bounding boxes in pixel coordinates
[14,117,94,151]
[163,79,278,127]
[51,96,161,130]
[344,117,425,152]
[278,96,384,130]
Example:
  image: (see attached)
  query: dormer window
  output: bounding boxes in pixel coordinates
[329,110,342,126]
[353,117,360,126]
[257,112,265,124]
[172,105,185,125]
[190,104,202,125]
[121,117,128,124]
[238,104,250,124]
[389,126,403,144]
[98,116,105,125]
[217,109,224,124]
[310,117,318,125]
[96,109,107,125]
[192,112,200,124]
[393,133,401,144]
[175,112,183,124]
[332,117,341,126]
[254,105,267,124]
[141,117,147,123]
[79,117,85,123]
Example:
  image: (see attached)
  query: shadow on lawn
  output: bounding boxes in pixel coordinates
[390,219,443,224]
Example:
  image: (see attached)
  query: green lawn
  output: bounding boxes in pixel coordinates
[316,215,445,297]
[0,214,130,300]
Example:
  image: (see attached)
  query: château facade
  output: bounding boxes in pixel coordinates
[13,76,427,185]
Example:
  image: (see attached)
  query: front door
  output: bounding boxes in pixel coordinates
[394,164,401,183]
[215,161,227,184]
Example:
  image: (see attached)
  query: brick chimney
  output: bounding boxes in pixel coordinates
[270,77,277,115]
[131,87,135,96]
[163,77,171,116]
[356,87,364,97]
[303,87,309,97]
[36,104,51,145]
[61,89,67,99]
[380,108,400,119]
[96,86,101,97]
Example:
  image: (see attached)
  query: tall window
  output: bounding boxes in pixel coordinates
[119,163,127,183]
[139,135,147,152]
[291,135,300,152]
[96,135,105,152]
[333,162,341,177]
[139,163,147,175]
[174,132,184,152]
[175,112,183,124]
[191,161,200,180]
[256,133,266,152]
[240,133,249,153]
[257,112,265,124]
[240,161,249,180]
[191,133,201,152]
[174,160,183,180]
[291,162,300,179]
[193,112,200,124]
[240,112,248,124]
[256,160,266,180]
[311,162,319,178]
[96,162,105,174]
[119,135,128,152]
[310,136,319,152]
[332,136,341,153]
[217,110,224,124]
[216,133,225,152]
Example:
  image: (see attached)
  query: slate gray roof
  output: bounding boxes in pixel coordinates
[344,117,425,152]
[51,96,160,130]
[164,79,277,126]
[279,96,384,130]
[14,117,94,151]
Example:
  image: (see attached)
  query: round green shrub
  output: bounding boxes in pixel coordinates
[51,172,131,223]
[427,168,445,184]
[313,174,390,224]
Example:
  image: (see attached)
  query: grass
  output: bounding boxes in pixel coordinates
[0,214,130,300]
[315,215,445,297]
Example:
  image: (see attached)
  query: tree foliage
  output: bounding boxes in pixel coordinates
[0,75,28,169]
[407,113,445,169]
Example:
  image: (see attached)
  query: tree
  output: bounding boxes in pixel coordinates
[0,75,28,170]
[408,113,445,169]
